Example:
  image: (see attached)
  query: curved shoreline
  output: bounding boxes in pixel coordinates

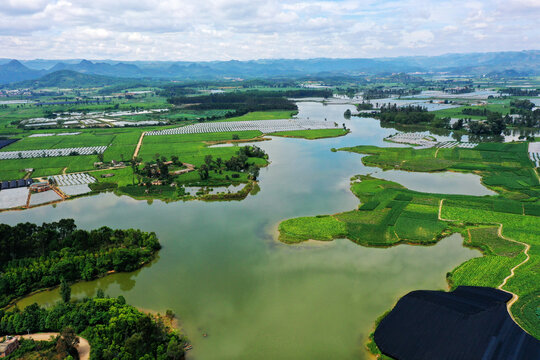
[278,162,539,356]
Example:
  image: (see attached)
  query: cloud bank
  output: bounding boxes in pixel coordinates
[0,0,538,60]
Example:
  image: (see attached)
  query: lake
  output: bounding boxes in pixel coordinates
[1,101,485,359]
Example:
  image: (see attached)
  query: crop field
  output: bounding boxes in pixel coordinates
[3,132,115,150]
[272,128,348,139]
[162,109,234,121]
[344,142,540,199]
[0,155,98,179]
[278,141,540,338]
[0,96,172,128]
[432,102,511,120]
[92,167,135,187]
[278,215,347,243]
[0,128,146,179]
[214,110,297,122]
[138,131,263,166]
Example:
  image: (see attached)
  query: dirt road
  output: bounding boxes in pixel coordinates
[20,332,90,360]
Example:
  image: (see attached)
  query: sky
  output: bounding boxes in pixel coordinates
[0,0,538,61]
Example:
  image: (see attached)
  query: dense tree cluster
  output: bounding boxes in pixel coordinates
[509,110,540,128]
[462,107,494,116]
[0,219,160,307]
[167,90,329,115]
[0,295,187,360]
[499,88,539,97]
[443,86,473,94]
[377,104,436,125]
[356,102,374,110]
[168,92,296,114]
[510,99,535,111]
[198,146,266,180]
[468,113,507,136]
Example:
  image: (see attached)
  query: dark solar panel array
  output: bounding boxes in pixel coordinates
[374,286,540,360]
[0,138,19,150]
[1,179,33,190]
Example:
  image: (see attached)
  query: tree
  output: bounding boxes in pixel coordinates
[56,326,79,357]
[452,119,464,130]
[344,109,352,118]
[60,278,71,303]
[198,164,209,180]
[248,165,260,180]
[166,338,184,360]
[171,155,181,166]
[165,309,175,320]
[131,156,141,185]
[232,134,240,140]
[204,155,213,169]
[96,288,105,298]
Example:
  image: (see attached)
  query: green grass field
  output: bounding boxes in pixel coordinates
[214,110,297,122]
[138,131,264,166]
[432,103,511,120]
[272,128,348,139]
[0,128,146,179]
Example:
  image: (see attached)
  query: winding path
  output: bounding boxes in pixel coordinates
[19,332,90,360]
[496,224,531,314]
[437,199,532,320]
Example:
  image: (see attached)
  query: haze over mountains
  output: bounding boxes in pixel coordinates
[0,50,538,86]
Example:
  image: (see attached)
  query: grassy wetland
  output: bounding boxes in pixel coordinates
[278,142,540,349]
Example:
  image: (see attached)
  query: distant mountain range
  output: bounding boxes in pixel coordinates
[0,50,538,85]
[10,70,128,88]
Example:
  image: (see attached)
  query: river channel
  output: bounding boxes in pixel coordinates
[1,101,487,359]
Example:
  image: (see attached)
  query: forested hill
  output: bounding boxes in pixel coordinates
[0,219,161,308]
[4,70,128,89]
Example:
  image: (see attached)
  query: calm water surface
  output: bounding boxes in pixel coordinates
[1,102,485,359]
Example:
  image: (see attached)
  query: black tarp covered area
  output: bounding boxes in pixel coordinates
[374,286,540,360]
[0,139,18,150]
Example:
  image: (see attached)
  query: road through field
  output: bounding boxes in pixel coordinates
[133,131,147,159]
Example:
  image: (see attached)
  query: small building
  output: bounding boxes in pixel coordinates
[0,336,19,358]
[101,173,115,178]
[29,181,51,193]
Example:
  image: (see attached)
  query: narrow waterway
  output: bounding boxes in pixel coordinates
[1,102,487,359]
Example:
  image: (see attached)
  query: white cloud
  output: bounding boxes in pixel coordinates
[401,30,435,48]
[0,0,537,60]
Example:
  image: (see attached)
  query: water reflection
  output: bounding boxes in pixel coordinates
[2,102,485,360]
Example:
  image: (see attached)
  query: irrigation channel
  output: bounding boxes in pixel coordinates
[1,101,492,359]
